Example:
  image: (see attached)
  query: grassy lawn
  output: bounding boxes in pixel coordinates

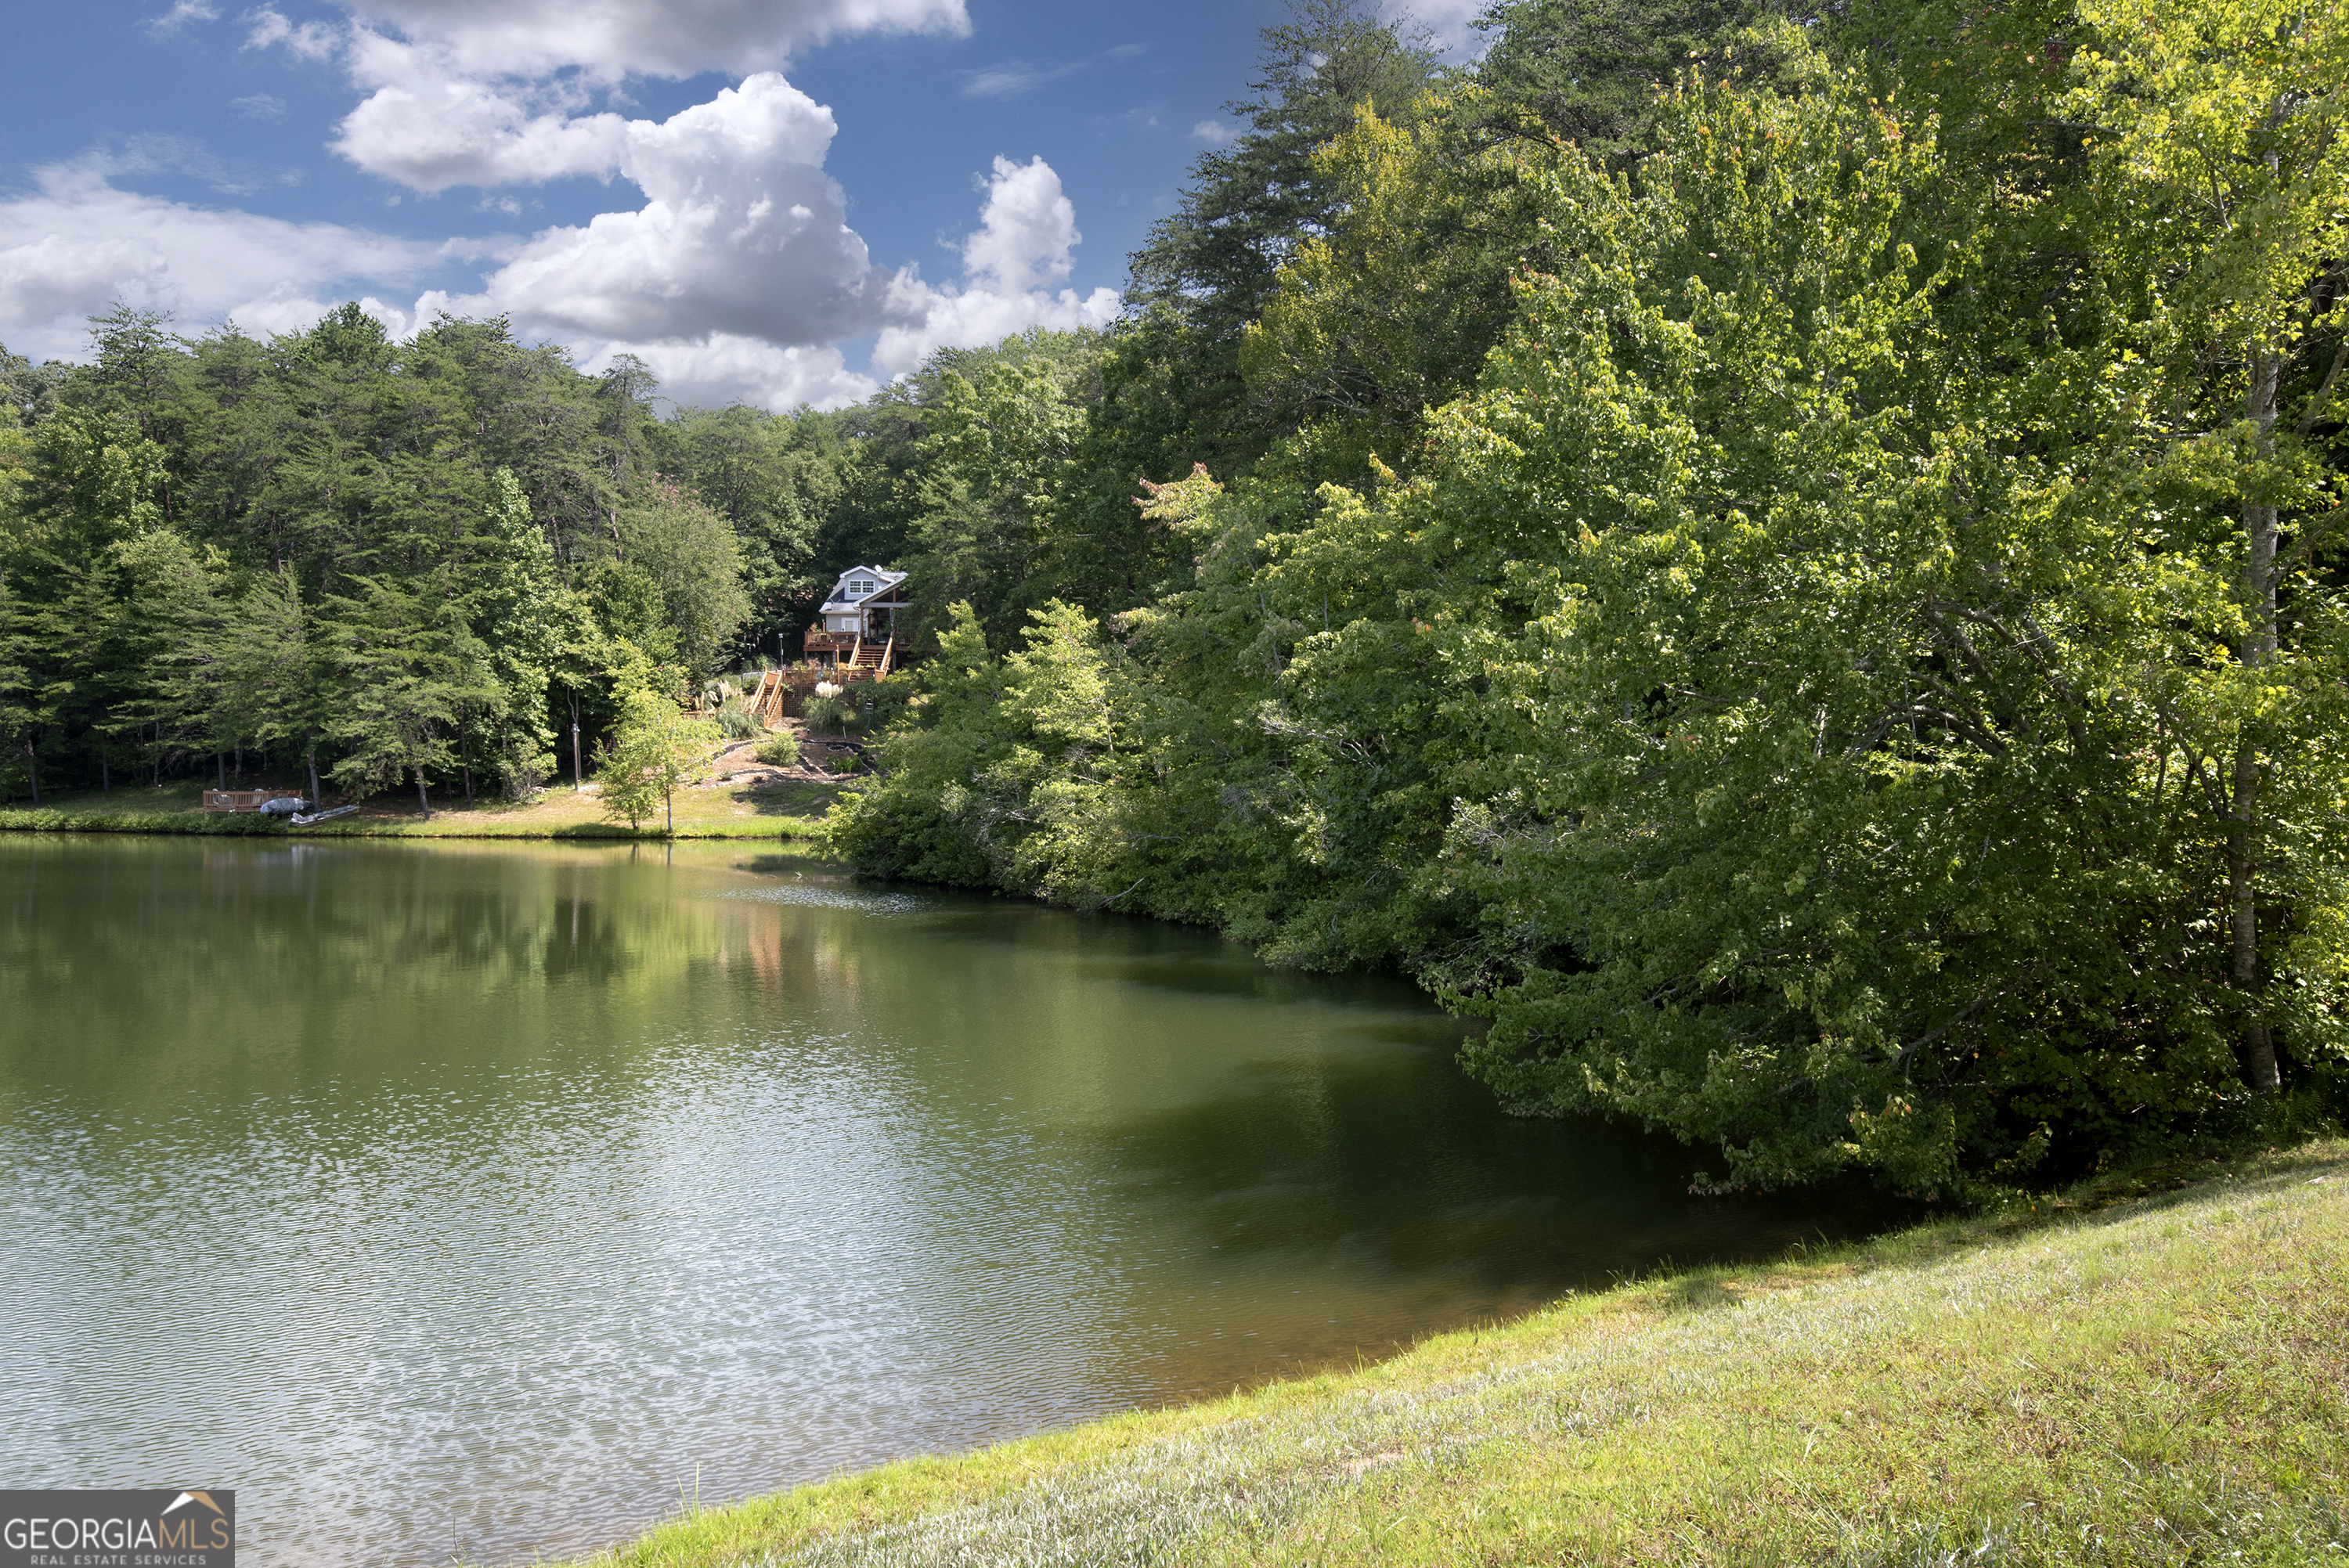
[0,762,852,846]
[562,1141,2349,1567]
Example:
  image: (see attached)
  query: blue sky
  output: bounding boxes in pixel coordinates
[0,0,1474,409]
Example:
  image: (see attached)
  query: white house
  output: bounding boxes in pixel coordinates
[806,565,911,668]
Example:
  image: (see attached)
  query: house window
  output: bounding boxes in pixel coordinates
[849,577,875,594]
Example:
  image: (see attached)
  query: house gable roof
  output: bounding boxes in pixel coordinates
[819,565,909,615]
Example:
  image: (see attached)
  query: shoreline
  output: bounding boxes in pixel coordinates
[0,773,850,847]
[0,809,823,842]
[553,1140,2349,1566]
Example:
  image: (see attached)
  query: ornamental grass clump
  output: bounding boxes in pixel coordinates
[715,695,762,740]
[803,691,859,739]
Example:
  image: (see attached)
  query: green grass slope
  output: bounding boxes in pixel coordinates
[0,774,845,845]
[566,1142,2349,1567]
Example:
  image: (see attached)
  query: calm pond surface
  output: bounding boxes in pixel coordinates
[0,835,1904,1566]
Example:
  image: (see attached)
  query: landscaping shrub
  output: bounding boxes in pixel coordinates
[803,694,860,737]
[715,696,763,740]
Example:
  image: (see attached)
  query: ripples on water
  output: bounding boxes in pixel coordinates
[717,884,936,915]
[0,837,1908,1566]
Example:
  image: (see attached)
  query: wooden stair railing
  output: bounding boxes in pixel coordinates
[750,669,785,723]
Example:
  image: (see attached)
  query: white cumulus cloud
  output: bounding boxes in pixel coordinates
[262,0,977,196]
[446,73,891,349]
[959,154,1077,292]
[579,335,877,411]
[391,94,1128,396]
[433,144,1119,402]
[332,38,633,191]
[872,155,1117,377]
[0,155,447,362]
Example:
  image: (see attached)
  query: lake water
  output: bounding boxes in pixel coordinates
[0,836,1902,1566]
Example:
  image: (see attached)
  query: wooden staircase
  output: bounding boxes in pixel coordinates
[733,632,893,728]
[748,669,788,723]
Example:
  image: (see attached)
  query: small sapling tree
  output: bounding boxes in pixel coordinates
[597,687,720,833]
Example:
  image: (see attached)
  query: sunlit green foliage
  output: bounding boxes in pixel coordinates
[905,333,1104,646]
[597,687,721,832]
[833,0,2349,1188]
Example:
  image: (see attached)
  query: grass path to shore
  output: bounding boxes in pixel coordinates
[565,1141,2349,1567]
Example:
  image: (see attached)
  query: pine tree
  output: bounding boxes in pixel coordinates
[217,567,330,806]
[0,569,42,802]
[323,573,495,817]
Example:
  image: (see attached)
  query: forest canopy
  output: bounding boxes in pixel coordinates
[6,0,2346,1192]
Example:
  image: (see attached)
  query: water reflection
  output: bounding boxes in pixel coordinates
[0,836,1907,1566]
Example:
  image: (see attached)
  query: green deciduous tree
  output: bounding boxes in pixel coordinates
[833,600,1142,902]
[614,478,750,679]
[907,333,1102,645]
[1312,44,2349,1191]
[656,403,825,647]
[597,683,720,832]
[2054,0,2349,1092]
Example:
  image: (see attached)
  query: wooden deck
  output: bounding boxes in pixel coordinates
[803,626,895,680]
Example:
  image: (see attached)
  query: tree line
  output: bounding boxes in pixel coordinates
[6,0,2345,1190]
[835,0,2349,1192]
